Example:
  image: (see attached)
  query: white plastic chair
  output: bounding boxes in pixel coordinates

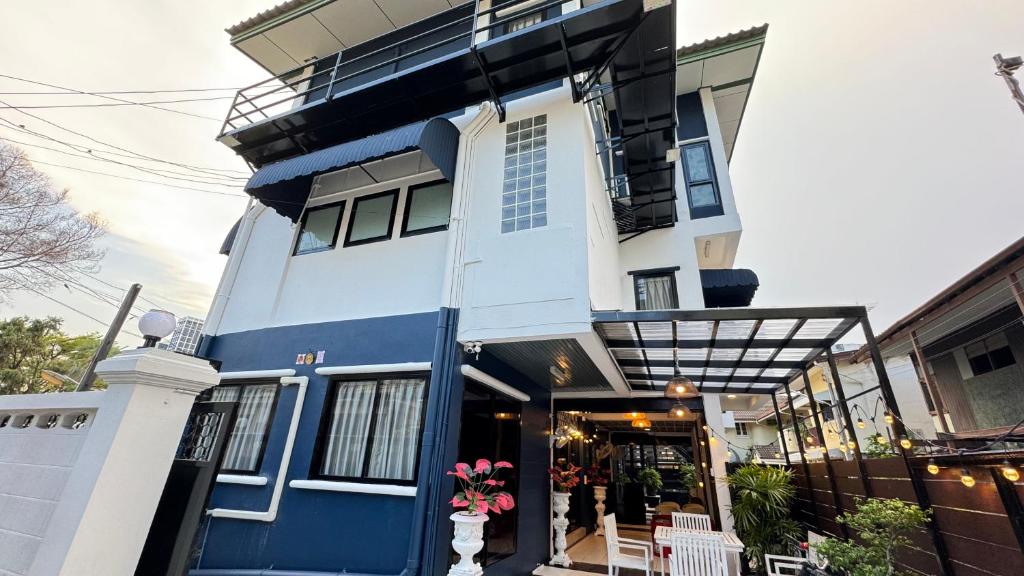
[667,532,728,576]
[670,512,712,531]
[764,554,806,576]
[604,513,653,576]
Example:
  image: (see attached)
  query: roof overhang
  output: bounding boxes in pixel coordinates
[593,306,866,395]
[676,24,767,159]
[700,268,759,308]
[228,0,470,76]
[244,117,459,221]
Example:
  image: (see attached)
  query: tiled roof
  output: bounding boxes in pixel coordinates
[677,24,768,58]
[226,0,314,36]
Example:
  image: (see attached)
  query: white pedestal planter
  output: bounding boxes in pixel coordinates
[593,486,607,536]
[448,512,488,576]
[550,491,572,567]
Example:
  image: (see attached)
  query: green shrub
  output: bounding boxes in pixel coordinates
[636,467,663,494]
[678,462,697,492]
[815,497,930,576]
[728,465,801,575]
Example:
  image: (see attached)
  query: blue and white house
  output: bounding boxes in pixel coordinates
[194,1,769,574]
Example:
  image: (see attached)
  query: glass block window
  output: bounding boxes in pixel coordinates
[501,115,547,233]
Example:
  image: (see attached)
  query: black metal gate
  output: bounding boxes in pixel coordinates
[135,400,236,576]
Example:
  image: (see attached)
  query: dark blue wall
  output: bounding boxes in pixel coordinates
[195,312,439,573]
[676,92,708,141]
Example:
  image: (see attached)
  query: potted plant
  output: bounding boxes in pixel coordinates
[727,464,801,575]
[447,459,515,576]
[815,497,930,576]
[636,466,663,507]
[548,459,581,566]
[588,465,610,535]
[678,462,697,500]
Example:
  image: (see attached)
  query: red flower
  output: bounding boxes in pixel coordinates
[450,493,470,508]
[484,479,505,486]
[495,461,514,469]
[494,492,516,511]
[474,459,492,474]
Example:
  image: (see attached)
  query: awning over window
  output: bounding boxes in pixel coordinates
[593,307,866,394]
[219,217,241,255]
[700,268,760,308]
[244,117,460,221]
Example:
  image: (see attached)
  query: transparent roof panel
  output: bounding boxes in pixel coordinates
[774,348,816,361]
[704,367,733,377]
[710,348,744,361]
[733,368,762,377]
[761,368,796,378]
[677,348,708,360]
[600,323,638,342]
[648,366,675,376]
[755,319,798,340]
[677,321,714,340]
[644,349,674,361]
[794,318,844,340]
[716,320,756,340]
[638,322,673,341]
[611,348,643,360]
[740,348,776,361]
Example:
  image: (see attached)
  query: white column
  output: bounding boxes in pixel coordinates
[35,348,219,576]
[701,393,734,532]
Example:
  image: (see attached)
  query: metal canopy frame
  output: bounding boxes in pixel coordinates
[593,306,868,394]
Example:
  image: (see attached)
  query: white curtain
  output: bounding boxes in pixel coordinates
[640,275,676,310]
[217,384,276,472]
[367,378,425,481]
[321,380,376,477]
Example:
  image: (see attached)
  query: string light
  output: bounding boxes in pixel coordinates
[847,441,857,450]
[876,434,888,446]
[884,413,894,425]
[899,437,912,450]
[1001,461,1020,482]
[926,459,940,475]
[960,468,976,488]
[856,418,866,429]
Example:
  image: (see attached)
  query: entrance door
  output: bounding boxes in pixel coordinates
[134,400,236,576]
[457,382,521,566]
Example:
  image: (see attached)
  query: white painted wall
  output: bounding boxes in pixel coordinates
[0,348,218,576]
[583,111,622,312]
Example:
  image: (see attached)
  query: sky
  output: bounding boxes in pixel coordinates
[0,0,1022,348]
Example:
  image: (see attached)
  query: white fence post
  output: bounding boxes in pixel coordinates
[13,347,220,576]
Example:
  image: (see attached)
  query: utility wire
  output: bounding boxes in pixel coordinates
[19,284,144,339]
[0,100,251,177]
[0,95,234,110]
[24,157,249,199]
[0,87,242,95]
[0,74,222,121]
[76,270,164,311]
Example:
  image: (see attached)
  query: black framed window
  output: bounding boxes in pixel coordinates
[294,202,344,255]
[345,189,399,246]
[401,180,453,237]
[681,141,723,219]
[631,268,679,310]
[965,333,1016,376]
[208,382,281,474]
[735,422,749,437]
[313,374,428,484]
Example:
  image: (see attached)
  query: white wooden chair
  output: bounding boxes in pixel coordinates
[670,512,712,531]
[667,532,728,576]
[764,554,806,576]
[604,513,653,576]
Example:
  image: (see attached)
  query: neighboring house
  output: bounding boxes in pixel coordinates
[854,236,1024,439]
[196,2,767,574]
[159,316,204,355]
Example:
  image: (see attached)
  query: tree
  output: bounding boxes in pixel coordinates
[0,142,104,301]
[815,497,930,576]
[0,316,116,393]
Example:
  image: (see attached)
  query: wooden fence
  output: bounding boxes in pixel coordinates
[791,453,1024,576]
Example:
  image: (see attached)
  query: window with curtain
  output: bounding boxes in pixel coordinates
[294,202,344,255]
[345,190,398,246]
[315,375,428,483]
[402,180,452,236]
[209,383,280,473]
[681,141,723,218]
[633,271,679,310]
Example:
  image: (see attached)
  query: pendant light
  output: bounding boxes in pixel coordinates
[664,344,699,399]
[667,404,691,419]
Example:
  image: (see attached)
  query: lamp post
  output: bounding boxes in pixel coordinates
[994,53,1024,116]
[138,310,177,348]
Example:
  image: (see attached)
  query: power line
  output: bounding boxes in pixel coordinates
[24,157,249,199]
[76,271,164,311]
[0,122,249,179]
[0,95,234,110]
[19,284,144,339]
[0,87,241,96]
[1,134,248,187]
[0,74,223,121]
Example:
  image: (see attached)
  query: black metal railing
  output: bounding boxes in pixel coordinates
[218,0,573,138]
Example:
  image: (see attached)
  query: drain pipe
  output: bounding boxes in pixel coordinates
[205,376,307,523]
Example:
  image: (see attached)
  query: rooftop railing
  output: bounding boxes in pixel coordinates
[218,0,574,139]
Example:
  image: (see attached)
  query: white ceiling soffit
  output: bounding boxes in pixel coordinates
[676,44,762,159]
[234,0,460,76]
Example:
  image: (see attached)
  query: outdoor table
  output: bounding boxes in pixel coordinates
[653,526,745,576]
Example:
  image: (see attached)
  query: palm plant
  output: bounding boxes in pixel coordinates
[728,464,801,575]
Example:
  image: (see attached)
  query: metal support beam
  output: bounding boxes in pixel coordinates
[470,47,505,122]
[826,349,871,497]
[771,392,791,466]
[783,378,817,521]
[911,330,951,434]
[556,23,580,102]
[804,370,848,538]
[860,315,908,442]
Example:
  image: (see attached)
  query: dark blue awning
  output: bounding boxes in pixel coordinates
[700,269,760,308]
[219,217,241,255]
[244,117,460,221]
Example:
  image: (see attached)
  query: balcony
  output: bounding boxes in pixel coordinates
[218,0,676,186]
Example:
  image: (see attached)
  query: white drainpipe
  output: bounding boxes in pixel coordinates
[207,375,308,523]
[204,198,264,339]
